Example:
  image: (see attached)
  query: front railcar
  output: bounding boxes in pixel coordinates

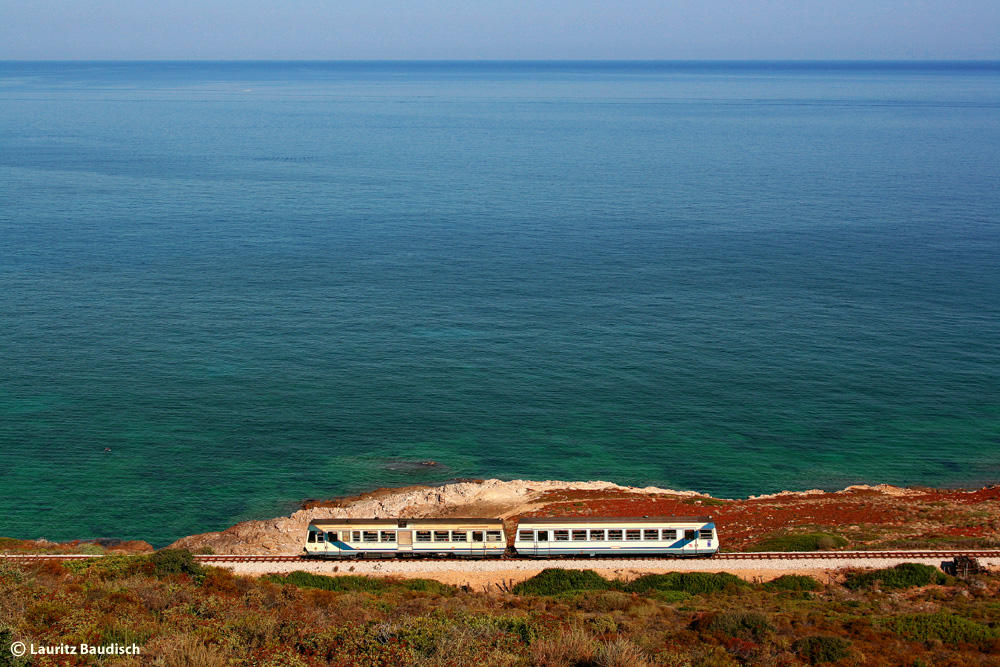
[513,516,718,558]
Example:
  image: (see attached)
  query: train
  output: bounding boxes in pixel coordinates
[303,515,717,559]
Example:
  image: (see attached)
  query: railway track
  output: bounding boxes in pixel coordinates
[3,550,1000,563]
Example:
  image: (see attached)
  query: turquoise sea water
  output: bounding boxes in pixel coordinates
[1,62,999,546]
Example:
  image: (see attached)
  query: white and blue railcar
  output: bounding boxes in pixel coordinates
[304,518,505,559]
[514,516,718,558]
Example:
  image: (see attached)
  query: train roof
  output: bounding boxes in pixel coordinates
[309,518,504,527]
[515,516,712,525]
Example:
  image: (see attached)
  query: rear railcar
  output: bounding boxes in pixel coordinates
[304,518,505,559]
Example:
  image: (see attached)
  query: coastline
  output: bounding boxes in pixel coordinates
[4,478,996,557]
[164,478,1000,556]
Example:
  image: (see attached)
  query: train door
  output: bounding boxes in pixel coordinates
[470,530,486,558]
[534,530,550,558]
[315,530,328,555]
[684,529,697,554]
[397,530,413,553]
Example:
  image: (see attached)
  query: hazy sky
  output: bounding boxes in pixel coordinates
[1,0,998,61]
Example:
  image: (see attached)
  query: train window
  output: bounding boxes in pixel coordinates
[536,531,549,542]
[472,531,484,542]
[699,529,713,540]
[352,531,361,542]
[327,532,337,542]
[685,530,696,540]
[341,531,351,542]
[452,531,467,542]
[434,531,450,542]
[316,532,325,543]
[518,531,533,541]
[572,530,587,541]
[662,529,677,540]
[589,530,605,540]
[626,530,641,541]
[416,531,431,542]
[554,530,569,541]
[363,531,378,542]
[380,531,396,542]
[644,529,658,540]
[486,531,502,542]
[608,530,623,540]
[307,531,316,543]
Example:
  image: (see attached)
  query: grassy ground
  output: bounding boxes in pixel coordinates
[3,552,1000,666]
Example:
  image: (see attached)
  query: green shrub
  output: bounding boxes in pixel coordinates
[511,569,613,596]
[0,537,25,551]
[64,554,150,579]
[694,611,774,641]
[583,590,635,612]
[483,615,539,643]
[764,575,823,592]
[844,563,946,590]
[793,636,852,665]
[272,571,386,592]
[625,572,748,596]
[76,543,107,556]
[651,590,691,604]
[396,578,455,595]
[0,627,31,667]
[150,549,205,578]
[588,614,619,635]
[882,613,999,647]
[267,571,455,595]
[746,533,848,552]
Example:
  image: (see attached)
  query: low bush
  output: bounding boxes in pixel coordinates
[269,571,455,595]
[271,571,387,592]
[882,612,999,647]
[153,634,229,667]
[693,611,774,642]
[64,554,150,579]
[843,563,946,590]
[0,538,25,551]
[594,638,651,667]
[530,627,597,667]
[150,549,205,578]
[793,636,852,665]
[651,590,690,604]
[579,590,635,612]
[398,578,455,596]
[746,533,848,552]
[481,615,540,643]
[75,543,107,556]
[764,574,823,592]
[0,627,31,667]
[625,572,748,596]
[512,569,613,596]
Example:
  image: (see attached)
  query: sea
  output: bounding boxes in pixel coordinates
[1,61,998,547]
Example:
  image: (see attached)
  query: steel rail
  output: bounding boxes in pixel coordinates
[3,550,1000,563]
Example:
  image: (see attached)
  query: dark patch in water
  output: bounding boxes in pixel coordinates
[380,460,450,474]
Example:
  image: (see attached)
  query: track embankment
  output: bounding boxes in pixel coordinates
[202,551,1000,590]
[5,551,998,590]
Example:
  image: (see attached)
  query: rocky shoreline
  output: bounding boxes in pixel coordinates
[4,478,997,556]
[165,479,1000,555]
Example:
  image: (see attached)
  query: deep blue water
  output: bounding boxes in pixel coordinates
[1,61,999,546]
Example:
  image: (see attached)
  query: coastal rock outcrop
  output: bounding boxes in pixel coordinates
[167,479,705,554]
